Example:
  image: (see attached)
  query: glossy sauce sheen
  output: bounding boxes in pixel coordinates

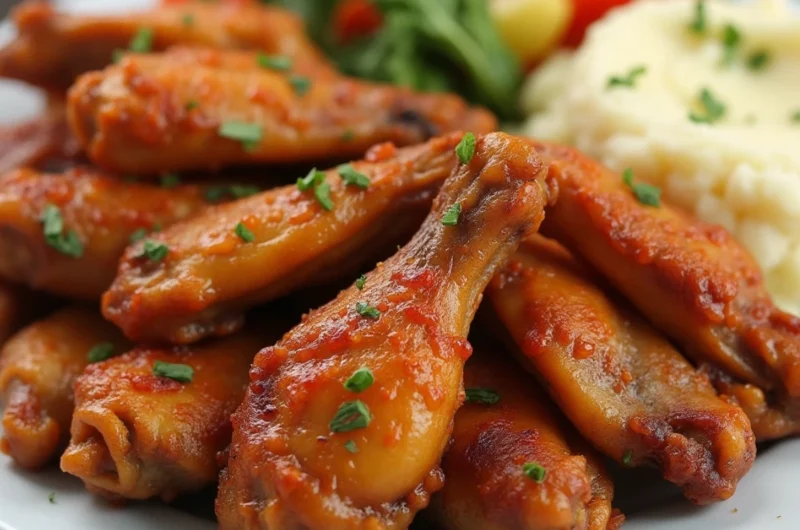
[216,133,550,530]
[103,134,463,344]
[488,236,756,505]
[67,47,496,174]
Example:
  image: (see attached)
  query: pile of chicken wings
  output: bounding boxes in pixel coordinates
[1,2,799,530]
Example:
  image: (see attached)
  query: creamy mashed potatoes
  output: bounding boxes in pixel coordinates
[521,0,800,314]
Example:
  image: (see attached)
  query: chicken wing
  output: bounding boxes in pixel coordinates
[0,306,128,469]
[216,132,549,530]
[431,343,618,530]
[0,166,210,300]
[102,134,462,344]
[0,0,332,90]
[534,140,800,441]
[68,47,497,175]
[487,236,756,504]
[59,328,272,502]
[0,281,56,347]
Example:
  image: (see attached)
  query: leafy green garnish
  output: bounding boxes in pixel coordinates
[314,181,334,211]
[747,50,770,71]
[792,110,800,124]
[622,449,633,466]
[153,361,194,383]
[289,75,312,96]
[522,462,546,483]
[607,66,647,89]
[185,100,199,111]
[720,24,741,66]
[298,168,326,191]
[329,400,372,433]
[344,367,374,393]
[355,302,381,319]
[465,388,500,405]
[441,203,462,226]
[622,168,661,207]
[182,13,194,27]
[40,204,84,258]
[344,440,358,453]
[257,54,293,71]
[689,88,726,124]
[355,274,367,290]
[218,121,263,151]
[688,0,707,34]
[139,240,169,262]
[338,164,371,189]
[455,133,476,164]
[87,343,116,363]
[235,222,255,243]
[130,27,154,53]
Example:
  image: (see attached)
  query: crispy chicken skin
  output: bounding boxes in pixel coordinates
[432,346,617,530]
[216,133,549,530]
[487,236,756,505]
[0,306,128,469]
[103,134,462,344]
[60,330,268,502]
[0,167,209,300]
[67,47,497,174]
[534,141,800,440]
[0,0,332,90]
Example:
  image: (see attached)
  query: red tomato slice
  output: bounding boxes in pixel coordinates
[562,0,632,48]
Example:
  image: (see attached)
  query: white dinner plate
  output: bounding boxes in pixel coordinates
[0,1,798,529]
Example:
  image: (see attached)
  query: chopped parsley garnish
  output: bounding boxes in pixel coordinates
[329,400,372,433]
[289,75,312,96]
[455,133,476,164]
[297,168,326,191]
[342,129,355,142]
[792,110,800,123]
[48,492,56,504]
[441,203,462,226]
[153,361,194,383]
[689,88,726,124]
[344,367,374,393]
[139,240,169,262]
[465,388,500,405]
[747,50,770,71]
[87,343,116,363]
[218,121,263,151]
[129,228,149,244]
[160,173,180,188]
[622,168,661,207]
[344,440,358,453]
[522,462,547,483]
[181,13,194,27]
[40,204,84,258]
[688,0,707,34]
[355,274,367,290]
[112,49,124,63]
[204,185,260,202]
[129,27,154,53]
[185,100,199,111]
[257,54,292,71]
[720,24,741,66]
[314,181,334,211]
[607,65,647,89]
[337,164,370,189]
[622,449,633,466]
[234,222,255,243]
[355,302,380,319]
[296,168,334,210]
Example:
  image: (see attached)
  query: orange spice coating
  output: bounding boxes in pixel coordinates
[0,0,333,90]
[215,133,549,529]
[0,166,210,300]
[533,140,800,441]
[102,134,463,344]
[67,47,497,175]
[432,345,618,530]
[488,236,756,505]
[0,306,128,469]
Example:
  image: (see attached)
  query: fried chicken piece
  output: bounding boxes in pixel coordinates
[59,327,273,502]
[431,343,618,530]
[0,166,210,300]
[216,132,549,530]
[487,236,756,505]
[0,0,332,90]
[0,306,128,469]
[534,140,800,441]
[68,47,497,175]
[102,134,463,344]
[0,281,56,347]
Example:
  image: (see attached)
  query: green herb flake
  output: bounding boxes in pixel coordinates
[465,388,500,405]
[181,13,194,27]
[689,88,726,124]
[344,440,358,453]
[344,367,374,393]
[522,462,547,483]
[257,53,293,71]
[139,239,169,262]
[112,48,124,63]
[129,228,148,244]
[337,164,370,189]
[791,110,800,123]
[87,342,116,363]
[622,449,633,466]
[329,400,372,433]
[234,222,255,243]
[355,274,367,290]
[721,24,741,66]
[297,168,326,191]
[218,121,263,151]
[153,360,194,383]
[185,100,199,111]
[342,129,355,142]
[607,65,647,89]
[48,492,56,504]
[747,50,770,71]
[622,168,661,207]
[129,27,154,53]
[160,173,180,188]
[289,75,312,96]
[355,302,380,319]
[314,181,334,211]
[441,203,462,226]
[229,185,261,198]
[688,0,707,34]
[40,204,84,258]
[455,133,476,164]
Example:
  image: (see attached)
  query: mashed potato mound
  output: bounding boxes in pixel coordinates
[521,0,800,314]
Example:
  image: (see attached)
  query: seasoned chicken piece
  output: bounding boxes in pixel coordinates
[487,236,756,505]
[103,134,462,344]
[60,328,271,502]
[0,306,128,469]
[0,281,55,347]
[0,0,332,90]
[534,140,800,441]
[0,167,210,300]
[68,47,497,175]
[432,344,618,530]
[216,132,549,530]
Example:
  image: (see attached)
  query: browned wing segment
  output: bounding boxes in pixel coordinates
[67,47,497,175]
[432,346,618,530]
[535,140,800,441]
[0,167,209,300]
[0,0,332,90]
[102,134,462,344]
[216,133,549,529]
[488,236,756,504]
[0,306,128,469]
